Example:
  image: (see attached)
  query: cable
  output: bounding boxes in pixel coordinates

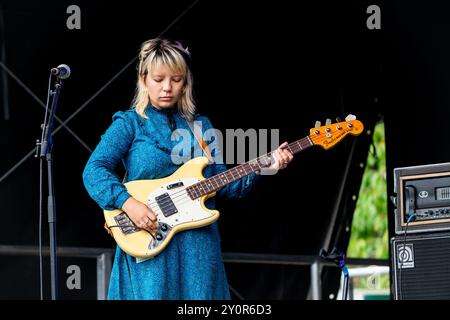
[342,265,349,300]
[398,213,416,300]
[108,225,156,240]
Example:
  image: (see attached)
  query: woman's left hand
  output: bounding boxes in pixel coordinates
[256,141,294,174]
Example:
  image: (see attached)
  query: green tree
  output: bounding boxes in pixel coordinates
[348,122,388,259]
[347,122,390,291]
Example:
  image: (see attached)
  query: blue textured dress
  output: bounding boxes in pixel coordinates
[82,104,259,300]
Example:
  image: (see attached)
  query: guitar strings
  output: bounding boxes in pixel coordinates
[110,127,359,234]
[150,129,337,205]
[146,137,307,205]
[151,129,347,205]
[144,130,353,214]
[147,129,353,213]
[155,122,356,205]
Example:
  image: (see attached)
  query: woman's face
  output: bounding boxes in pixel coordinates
[144,64,185,109]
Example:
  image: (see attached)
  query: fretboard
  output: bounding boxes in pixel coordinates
[186,136,313,200]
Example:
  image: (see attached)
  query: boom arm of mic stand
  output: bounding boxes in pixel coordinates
[39,80,61,158]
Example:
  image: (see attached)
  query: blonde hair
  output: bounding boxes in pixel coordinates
[132,38,196,120]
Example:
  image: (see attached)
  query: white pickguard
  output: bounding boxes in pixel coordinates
[147,177,215,228]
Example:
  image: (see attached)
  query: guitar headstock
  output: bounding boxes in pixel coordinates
[309,114,364,150]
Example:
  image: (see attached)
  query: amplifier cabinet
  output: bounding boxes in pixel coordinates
[391,232,450,300]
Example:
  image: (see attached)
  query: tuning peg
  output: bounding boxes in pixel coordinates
[345,114,356,121]
[315,121,321,128]
[325,118,332,126]
[336,117,343,122]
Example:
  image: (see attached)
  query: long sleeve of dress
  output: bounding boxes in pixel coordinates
[199,116,261,200]
[82,111,134,210]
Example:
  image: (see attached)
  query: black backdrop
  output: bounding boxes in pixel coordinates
[3,0,444,300]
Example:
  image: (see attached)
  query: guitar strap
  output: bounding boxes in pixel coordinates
[186,120,214,164]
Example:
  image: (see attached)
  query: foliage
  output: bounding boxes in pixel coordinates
[348,122,388,260]
[346,122,389,291]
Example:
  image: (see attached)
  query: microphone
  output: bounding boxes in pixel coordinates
[51,64,71,79]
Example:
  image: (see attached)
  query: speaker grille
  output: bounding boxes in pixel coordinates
[392,233,450,299]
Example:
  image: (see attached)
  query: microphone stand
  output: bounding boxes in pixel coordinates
[36,75,63,300]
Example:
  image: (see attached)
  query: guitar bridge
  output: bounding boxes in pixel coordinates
[114,213,139,235]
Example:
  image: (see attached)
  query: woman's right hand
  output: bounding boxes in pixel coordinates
[121,197,158,232]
